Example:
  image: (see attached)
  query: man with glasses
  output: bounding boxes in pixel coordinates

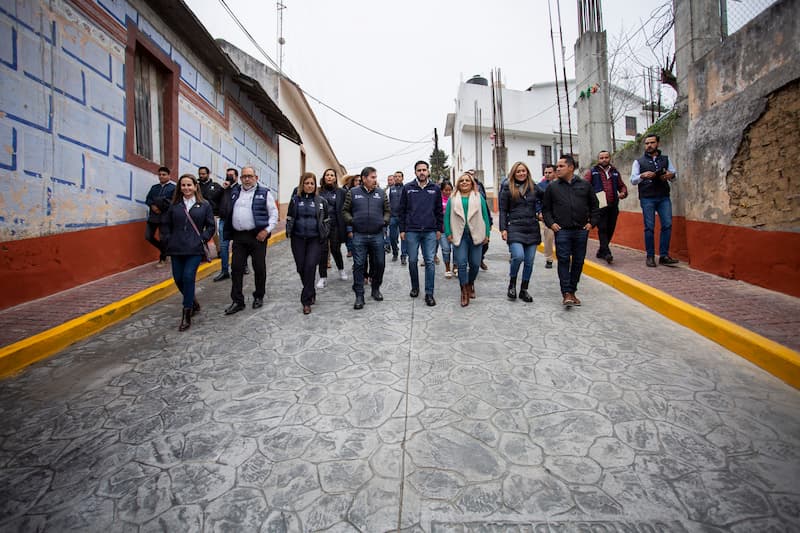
[222,166,278,315]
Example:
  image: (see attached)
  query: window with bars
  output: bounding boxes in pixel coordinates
[541,145,552,165]
[133,49,166,162]
[625,116,637,137]
[125,23,179,173]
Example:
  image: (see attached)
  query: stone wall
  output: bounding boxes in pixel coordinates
[726,79,799,230]
[605,0,800,296]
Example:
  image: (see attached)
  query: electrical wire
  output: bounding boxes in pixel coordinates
[215,0,429,145]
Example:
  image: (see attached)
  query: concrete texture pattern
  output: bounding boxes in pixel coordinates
[1,241,799,532]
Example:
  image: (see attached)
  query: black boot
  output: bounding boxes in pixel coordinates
[507,277,517,300]
[179,308,192,331]
[191,299,200,317]
[519,280,533,302]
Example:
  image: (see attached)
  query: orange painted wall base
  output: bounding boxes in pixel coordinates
[598,211,800,298]
[0,222,156,311]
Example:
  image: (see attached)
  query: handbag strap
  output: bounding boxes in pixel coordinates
[183,202,204,241]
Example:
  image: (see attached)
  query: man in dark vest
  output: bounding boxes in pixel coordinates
[342,166,390,310]
[631,134,679,267]
[587,150,628,264]
[222,166,278,314]
[144,166,176,267]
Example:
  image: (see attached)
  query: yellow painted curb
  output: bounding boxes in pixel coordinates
[581,258,800,389]
[0,231,287,377]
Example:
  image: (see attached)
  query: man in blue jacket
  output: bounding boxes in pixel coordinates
[398,161,443,306]
[144,166,176,267]
[343,166,390,309]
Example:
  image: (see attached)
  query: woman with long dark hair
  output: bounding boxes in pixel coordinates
[286,172,330,314]
[316,168,348,288]
[161,173,215,330]
[499,161,544,303]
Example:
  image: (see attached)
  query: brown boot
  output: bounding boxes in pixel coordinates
[468,283,476,299]
[460,285,469,307]
[179,308,192,331]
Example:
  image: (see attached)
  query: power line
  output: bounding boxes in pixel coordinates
[214,0,428,145]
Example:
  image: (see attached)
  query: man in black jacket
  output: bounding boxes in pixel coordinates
[543,154,599,307]
[587,151,628,264]
[343,166,390,309]
[144,166,176,267]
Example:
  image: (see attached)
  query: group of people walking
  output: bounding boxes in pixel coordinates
[148,134,679,328]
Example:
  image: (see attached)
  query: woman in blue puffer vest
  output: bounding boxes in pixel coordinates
[286,172,330,314]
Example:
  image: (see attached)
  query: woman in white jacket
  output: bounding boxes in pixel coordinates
[444,173,491,307]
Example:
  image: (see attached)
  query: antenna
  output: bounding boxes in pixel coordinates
[276,1,286,74]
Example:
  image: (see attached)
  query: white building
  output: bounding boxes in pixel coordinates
[444,76,653,194]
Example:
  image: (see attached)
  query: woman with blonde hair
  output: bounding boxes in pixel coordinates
[445,173,491,306]
[499,161,544,302]
[161,173,215,330]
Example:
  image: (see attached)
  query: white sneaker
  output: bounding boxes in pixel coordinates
[445,270,452,279]
[316,277,327,289]
[338,269,348,281]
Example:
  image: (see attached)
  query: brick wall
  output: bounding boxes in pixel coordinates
[727,80,799,230]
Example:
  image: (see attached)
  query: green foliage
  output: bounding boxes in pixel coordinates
[613,108,679,159]
[429,148,449,184]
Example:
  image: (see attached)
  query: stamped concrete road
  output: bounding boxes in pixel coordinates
[1,241,799,532]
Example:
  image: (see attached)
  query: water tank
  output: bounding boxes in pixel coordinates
[466,75,488,86]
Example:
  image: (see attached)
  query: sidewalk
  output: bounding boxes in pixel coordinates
[2,235,798,354]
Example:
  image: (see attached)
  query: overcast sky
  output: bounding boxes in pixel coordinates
[185,0,671,183]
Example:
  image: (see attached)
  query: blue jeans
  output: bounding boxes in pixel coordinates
[508,242,537,282]
[404,231,437,295]
[388,216,406,257]
[640,196,672,257]
[453,232,482,285]
[438,233,451,264]
[352,232,385,296]
[218,218,230,273]
[170,254,203,308]
[554,229,589,295]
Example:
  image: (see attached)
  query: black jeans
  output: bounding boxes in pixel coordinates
[352,232,385,296]
[318,234,344,278]
[230,230,268,305]
[292,236,322,306]
[145,221,166,260]
[596,203,619,258]
[555,228,589,295]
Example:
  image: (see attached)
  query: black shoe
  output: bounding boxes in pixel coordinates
[605,254,614,264]
[646,256,657,267]
[409,288,419,298]
[179,308,192,331]
[659,255,679,266]
[191,300,201,317]
[545,260,553,269]
[424,294,436,307]
[354,295,365,310]
[384,245,391,253]
[224,302,245,315]
[519,281,532,303]
[480,261,488,271]
[371,289,383,301]
[507,277,517,300]
[213,271,230,282]
[401,256,407,265]
[392,254,398,262]
[252,298,263,309]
